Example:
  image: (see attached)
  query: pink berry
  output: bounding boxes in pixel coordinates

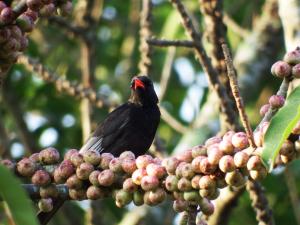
[271,60,291,78]
[259,104,270,117]
[269,95,285,108]
[231,132,249,149]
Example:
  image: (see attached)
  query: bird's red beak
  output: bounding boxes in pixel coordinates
[133,79,145,90]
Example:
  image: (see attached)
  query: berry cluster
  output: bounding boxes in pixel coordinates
[0,0,72,75]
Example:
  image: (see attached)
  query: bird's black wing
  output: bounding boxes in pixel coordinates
[79,103,132,153]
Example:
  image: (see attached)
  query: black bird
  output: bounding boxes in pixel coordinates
[80,75,160,156]
[38,75,160,225]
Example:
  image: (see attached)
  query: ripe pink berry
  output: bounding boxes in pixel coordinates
[39,147,60,164]
[191,175,202,189]
[162,157,180,174]
[109,158,123,173]
[146,163,166,179]
[86,186,105,200]
[17,158,36,177]
[234,151,249,168]
[136,155,153,169]
[98,169,114,186]
[64,149,78,160]
[29,153,40,163]
[259,104,270,117]
[76,162,94,180]
[83,150,101,165]
[66,174,83,189]
[247,155,263,170]
[205,136,222,147]
[31,170,51,186]
[199,157,216,174]
[177,177,192,191]
[99,153,114,169]
[271,61,291,78]
[141,175,159,191]
[148,188,166,204]
[292,63,300,78]
[123,178,138,193]
[219,155,235,173]
[222,131,235,142]
[58,159,75,179]
[199,175,216,190]
[219,139,234,155]
[231,132,249,149]
[121,158,137,174]
[284,48,300,64]
[191,145,207,158]
[269,95,285,108]
[70,152,84,167]
[89,170,100,186]
[132,168,147,185]
[191,156,205,173]
[176,149,193,163]
[207,148,223,165]
[0,7,13,24]
[0,2,7,12]
[119,151,135,160]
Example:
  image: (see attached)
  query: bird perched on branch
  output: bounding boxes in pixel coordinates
[38,75,160,225]
[80,75,160,156]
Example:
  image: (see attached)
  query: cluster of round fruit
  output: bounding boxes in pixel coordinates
[271,47,300,79]
[0,0,72,74]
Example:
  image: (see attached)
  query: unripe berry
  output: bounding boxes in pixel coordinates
[199,198,214,216]
[219,155,235,172]
[99,153,114,169]
[292,63,300,78]
[180,163,194,179]
[162,157,180,174]
[292,121,300,135]
[191,156,205,173]
[199,157,216,174]
[109,158,123,173]
[53,168,65,183]
[199,188,216,198]
[119,151,135,160]
[225,170,245,187]
[121,158,137,174]
[279,140,295,156]
[76,162,93,180]
[98,169,114,186]
[0,7,13,24]
[1,159,14,171]
[70,152,84,167]
[216,177,227,189]
[89,170,100,186]
[39,147,60,164]
[177,177,192,191]
[284,49,300,64]
[38,198,53,212]
[206,188,220,200]
[136,155,153,169]
[207,148,223,165]
[40,3,56,17]
[64,149,78,160]
[83,150,101,165]
[219,139,234,155]
[253,130,263,147]
[115,189,132,207]
[141,175,159,191]
[66,174,83,189]
[149,188,166,204]
[183,190,200,202]
[199,175,216,190]
[177,149,193,163]
[269,95,285,108]
[247,155,263,170]
[205,136,222,147]
[234,151,249,168]
[173,199,188,212]
[146,163,166,179]
[280,153,295,164]
[232,132,249,149]
[271,61,291,77]
[17,158,36,177]
[58,160,75,179]
[223,131,235,142]
[32,170,51,186]
[260,104,270,117]
[87,186,105,200]
[123,178,138,193]
[133,190,144,206]
[173,191,184,200]
[132,168,147,185]
[191,145,207,158]
[143,191,155,206]
[191,175,202,189]
[249,167,267,181]
[69,189,86,200]
[28,153,39,163]
[165,175,179,191]
[40,184,58,198]
[26,0,43,11]
[24,10,38,22]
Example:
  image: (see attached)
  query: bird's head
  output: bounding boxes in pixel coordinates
[130,75,158,106]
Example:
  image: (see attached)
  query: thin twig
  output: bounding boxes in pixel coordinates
[169,0,239,130]
[246,180,274,225]
[284,166,300,225]
[147,38,194,48]
[138,0,153,75]
[222,44,255,148]
[18,55,116,109]
[159,106,189,134]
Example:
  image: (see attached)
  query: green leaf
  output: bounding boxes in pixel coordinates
[0,165,38,225]
[261,87,300,171]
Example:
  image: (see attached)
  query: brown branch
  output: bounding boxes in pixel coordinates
[0,118,11,158]
[222,44,255,148]
[246,180,274,225]
[169,0,239,130]
[147,38,194,48]
[18,55,116,109]
[138,0,153,75]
